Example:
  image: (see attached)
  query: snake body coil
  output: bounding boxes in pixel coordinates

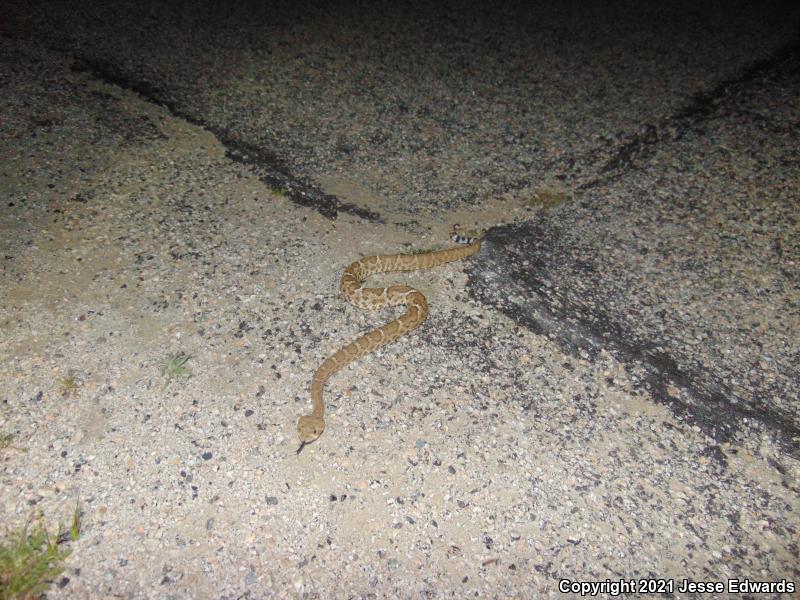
[296,234,482,451]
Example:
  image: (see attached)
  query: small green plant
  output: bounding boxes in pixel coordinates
[69,502,81,543]
[0,505,80,600]
[0,433,26,454]
[270,186,287,197]
[161,354,191,390]
[58,372,81,398]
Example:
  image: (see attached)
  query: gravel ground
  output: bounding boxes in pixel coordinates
[1,2,799,598]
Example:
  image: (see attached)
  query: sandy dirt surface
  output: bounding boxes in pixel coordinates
[1,4,799,598]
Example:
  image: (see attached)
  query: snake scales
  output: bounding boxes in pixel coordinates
[296,232,482,452]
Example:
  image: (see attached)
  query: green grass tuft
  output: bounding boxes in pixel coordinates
[69,503,81,543]
[0,434,26,454]
[0,434,14,451]
[161,354,191,390]
[58,372,81,398]
[270,186,287,197]
[0,507,80,600]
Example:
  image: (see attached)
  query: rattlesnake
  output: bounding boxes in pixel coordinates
[296,230,483,452]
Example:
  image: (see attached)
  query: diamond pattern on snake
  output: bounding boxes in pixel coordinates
[296,230,483,453]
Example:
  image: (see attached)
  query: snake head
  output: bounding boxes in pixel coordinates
[296,415,325,449]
